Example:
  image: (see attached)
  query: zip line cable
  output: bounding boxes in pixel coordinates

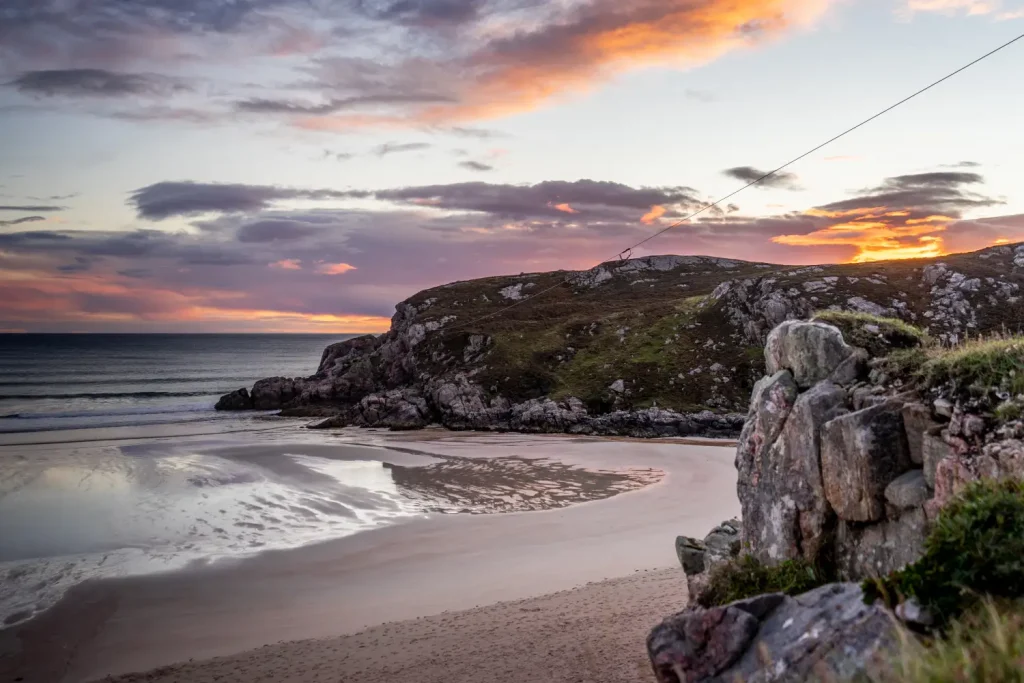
[448,30,1024,333]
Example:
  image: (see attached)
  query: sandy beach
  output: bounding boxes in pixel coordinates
[0,426,739,683]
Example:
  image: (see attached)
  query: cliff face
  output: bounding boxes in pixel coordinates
[650,312,1024,683]
[217,244,1024,437]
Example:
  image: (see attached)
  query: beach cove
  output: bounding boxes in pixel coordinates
[0,421,739,683]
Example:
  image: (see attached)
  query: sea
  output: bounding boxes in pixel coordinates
[0,333,438,628]
[0,334,351,434]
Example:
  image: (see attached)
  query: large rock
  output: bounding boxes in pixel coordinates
[922,431,953,488]
[836,508,928,578]
[740,381,846,564]
[735,371,799,552]
[677,519,742,605]
[821,402,913,522]
[648,584,896,683]
[901,403,937,465]
[250,376,304,410]
[764,321,857,389]
[214,388,252,411]
[884,469,930,509]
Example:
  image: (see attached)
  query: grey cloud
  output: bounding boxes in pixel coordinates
[57,256,96,273]
[354,0,487,25]
[458,161,493,172]
[237,219,321,243]
[0,216,45,227]
[236,92,454,115]
[723,166,801,190]
[374,141,432,156]
[443,126,505,139]
[0,205,64,212]
[375,179,703,219]
[117,268,153,279]
[9,69,187,98]
[129,181,359,220]
[822,171,1000,215]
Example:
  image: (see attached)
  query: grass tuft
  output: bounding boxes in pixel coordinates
[920,335,1024,397]
[812,310,927,358]
[698,555,828,608]
[863,479,1024,624]
[883,600,1024,683]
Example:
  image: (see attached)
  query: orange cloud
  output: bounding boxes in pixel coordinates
[772,208,956,263]
[641,205,667,224]
[301,0,833,130]
[550,202,578,214]
[0,268,389,333]
[271,259,303,270]
[315,262,357,275]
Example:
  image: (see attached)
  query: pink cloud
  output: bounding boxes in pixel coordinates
[315,262,357,275]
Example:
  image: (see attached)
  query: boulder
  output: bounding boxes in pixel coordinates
[901,402,938,465]
[648,601,763,683]
[764,321,856,389]
[884,469,930,509]
[677,519,742,605]
[251,376,304,410]
[836,508,928,578]
[676,536,709,576]
[922,431,952,488]
[214,388,252,411]
[821,402,912,522]
[740,380,846,564]
[704,519,742,558]
[735,371,799,552]
[648,584,896,683]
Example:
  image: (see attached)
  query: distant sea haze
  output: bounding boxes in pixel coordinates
[0,334,356,433]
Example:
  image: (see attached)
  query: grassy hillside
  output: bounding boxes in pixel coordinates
[392,245,1024,415]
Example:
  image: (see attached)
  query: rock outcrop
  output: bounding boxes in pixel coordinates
[648,584,895,683]
[217,244,1024,439]
[655,310,1024,682]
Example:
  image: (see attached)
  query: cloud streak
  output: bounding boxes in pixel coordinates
[129,181,356,220]
[723,166,802,190]
[0,0,837,130]
[1,168,1015,331]
[9,69,187,97]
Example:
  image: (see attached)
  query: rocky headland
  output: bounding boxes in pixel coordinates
[649,309,1024,682]
[219,244,1024,440]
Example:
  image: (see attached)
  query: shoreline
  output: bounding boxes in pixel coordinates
[0,431,738,683]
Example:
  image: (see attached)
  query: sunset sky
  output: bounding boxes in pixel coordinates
[1,0,1022,333]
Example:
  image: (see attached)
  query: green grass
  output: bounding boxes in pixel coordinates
[920,335,1024,397]
[697,555,828,608]
[882,601,1024,683]
[813,310,927,358]
[863,479,1024,625]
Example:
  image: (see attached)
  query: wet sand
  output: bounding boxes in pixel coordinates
[0,430,739,683]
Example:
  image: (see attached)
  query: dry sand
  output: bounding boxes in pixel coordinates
[100,569,688,683]
[0,430,738,683]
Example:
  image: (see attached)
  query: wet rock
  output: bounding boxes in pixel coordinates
[765,321,856,389]
[821,402,912,522]
[885,469,930,509]
[251,376,304,410]
[648,584,896,683]
[214,388,252,411]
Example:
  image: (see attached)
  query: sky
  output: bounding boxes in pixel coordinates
[0,0,1022,333]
